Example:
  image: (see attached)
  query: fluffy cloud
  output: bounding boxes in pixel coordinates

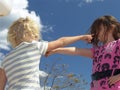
[58,0,104,7]
[79,0,104,7]
[39,70,48,77]
[58,0,104,3]
[84,0,104,3]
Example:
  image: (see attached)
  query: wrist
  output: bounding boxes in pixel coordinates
[79,35,86,40]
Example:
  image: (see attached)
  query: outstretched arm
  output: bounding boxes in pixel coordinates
[47,34,92,52]
[0,68,7,90]
[46,47,93,58]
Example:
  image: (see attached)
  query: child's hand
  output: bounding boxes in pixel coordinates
[108,74,120,85]
[45,50,56,57]
[82,35,93,43]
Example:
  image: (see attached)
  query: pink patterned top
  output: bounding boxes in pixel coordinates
[91,39,120,90]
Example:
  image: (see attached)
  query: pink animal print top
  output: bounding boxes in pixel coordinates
[91,39,120,90]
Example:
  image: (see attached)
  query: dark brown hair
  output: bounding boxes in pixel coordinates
[89,15,120,46]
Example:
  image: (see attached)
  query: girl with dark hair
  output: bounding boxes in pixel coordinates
[47,15,120,90]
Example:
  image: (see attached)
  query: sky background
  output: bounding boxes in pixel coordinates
[1,0,120,89]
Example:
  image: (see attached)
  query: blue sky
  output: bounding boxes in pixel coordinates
[28,0,120,89]
[1,0,120,89]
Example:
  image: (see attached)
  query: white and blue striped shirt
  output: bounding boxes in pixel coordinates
[1,40,48,90]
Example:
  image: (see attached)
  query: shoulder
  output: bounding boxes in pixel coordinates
[17,40,48,48]
[116,38,120,44]
[32,40,48,48]
[32,40,48,45]
[33,40,48,55]
[91,45,100,51]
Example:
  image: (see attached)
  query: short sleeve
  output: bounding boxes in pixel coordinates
[34,40,48,55]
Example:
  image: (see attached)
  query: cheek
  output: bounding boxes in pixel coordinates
[98,31,105,40]
[98,33,102,40]
[98,36,102,41]
[98,35,104,41]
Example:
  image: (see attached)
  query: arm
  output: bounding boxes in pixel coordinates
[0,68,7,90]
[46,47,93,58]
[47,34,92,52]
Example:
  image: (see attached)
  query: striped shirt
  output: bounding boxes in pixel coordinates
[1,40,48,90]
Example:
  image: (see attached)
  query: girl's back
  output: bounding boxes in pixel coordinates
[2,41,48,89]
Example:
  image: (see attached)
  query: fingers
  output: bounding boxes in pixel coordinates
[108,77,115,85]
[45,51,54,57]
[84,35,93,43]
[108,75,120,86]
[45,52,50,57]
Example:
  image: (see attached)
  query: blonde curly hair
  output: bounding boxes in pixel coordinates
[7,17,40,48]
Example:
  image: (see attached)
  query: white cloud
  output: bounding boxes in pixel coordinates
[12,0,28,9]
[57,0,104,7]
[83,0,104,3]
[80,0,104,7]
[42,25,55,33]
[58,0,104,3]
[39,70,48,77]
[0,29,10,50]
[84,0,93,3]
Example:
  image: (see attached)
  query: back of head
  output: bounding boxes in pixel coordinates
[7,17,40,48]
[89,15,120,46]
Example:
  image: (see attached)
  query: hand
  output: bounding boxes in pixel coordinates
[45,50,56,57]
[82,35,93,43]
[108,74,120,86]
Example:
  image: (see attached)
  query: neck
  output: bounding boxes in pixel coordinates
[105,34,115,45]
